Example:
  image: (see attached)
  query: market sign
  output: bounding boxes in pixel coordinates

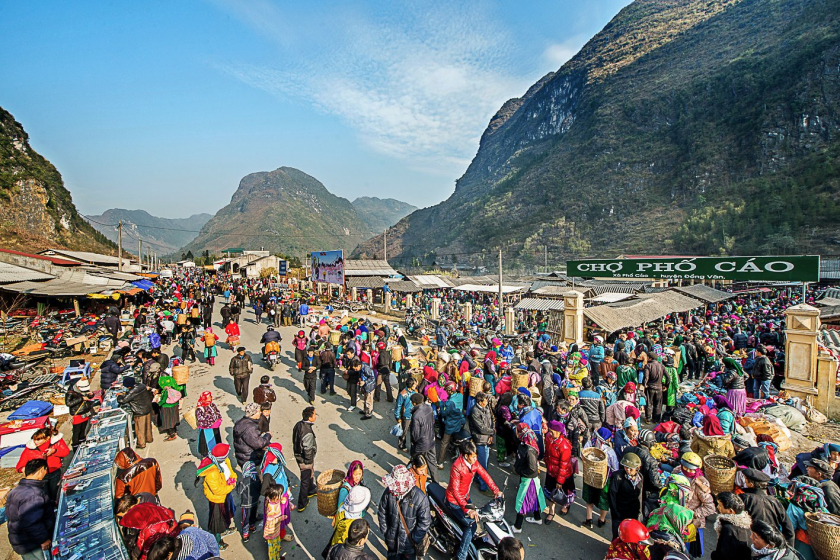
[567,256,820,282]
[278,260,288,276]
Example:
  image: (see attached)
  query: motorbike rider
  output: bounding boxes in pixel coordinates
[260,327,282,358]
[445,441,503,560]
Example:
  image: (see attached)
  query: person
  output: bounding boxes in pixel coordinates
[543,420,573,522]
[740,468,795,546]
[158,372,185,442]
[469,391,495,491]
[498,536,525,560]
[608,452,644,541]
[65,378,97,450]
[119,500,178,560]
[114,447,163,499]
[238,459,263,542]
[264,484,294,559]
[6,458,54,560]
[374,342,394,402]
[437,383,466,467]
[325,518,377,560]
[339,461,366,507]
[179,324,197,363]
[294,330,308,371]
[261,326,282,357]
[254,375,277,406]
[582,427,619,529]
[175,510,220,560]
[326,485,372,557]
[604,519,651,560]
[805,457,840,514]
[377,464,432,560]
[409,454,429,492]
[147,536,181,560]
[105,311,122,347]
[230,346,254,403]
[202,327,219,365]
[672,452,714,557]
[579,376,606,432]
[195,391,223,457]
[197,443,237,550]
[100,354,130,391]
[299,300,310,327]
[642,357,667,424]
[356,358,377,420]
[304,346,319,404]
[409,392,437,477]
[234,402,272,466]
[785,477,826,560]
[293,406,318,512]
[710,492,752,560]
[512,423,545,533]
[118,376,154,450]
[320,344,338,396]
[445,441,503,560]
[254,300,264,324]
[750,520,800,560]
[394,378,417,451]
[15,426,69,502]
[230,301,241,325]
[752,345,774,399]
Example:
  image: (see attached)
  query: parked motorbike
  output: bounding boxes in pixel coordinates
[264,350,279,371]
[426,481,513,560]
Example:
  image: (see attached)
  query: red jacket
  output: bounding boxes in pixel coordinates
[16,435,69,473]
[445,455,500,512]
[544,431,573,484]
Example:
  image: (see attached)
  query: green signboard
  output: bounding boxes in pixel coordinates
[567,256,820,282]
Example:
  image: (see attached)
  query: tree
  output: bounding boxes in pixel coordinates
[186,250,194,260]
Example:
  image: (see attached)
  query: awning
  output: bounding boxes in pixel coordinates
[672,284,735,303]
[387,280,421,293]
[408,275,453,288]
[584,291,702,333]
[590,292,635,303]
[514,298,565,311]
[346,276,385,289]
[131,279,155,290]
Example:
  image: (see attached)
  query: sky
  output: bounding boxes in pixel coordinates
[0,0,631,219]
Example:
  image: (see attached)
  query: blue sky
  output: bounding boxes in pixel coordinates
[0,0,631,218]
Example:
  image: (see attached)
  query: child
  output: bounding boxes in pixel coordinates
[637,384,647,421]
[259,402,272,433]
[263,484,293,559]
[597,371,618,407]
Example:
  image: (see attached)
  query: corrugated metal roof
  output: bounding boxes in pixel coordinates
[672,284,735,303]
[514,298,565,311]
[453,284,526,294]
[590,292,635,303]
[587,284,641,295]
[346,276,385,289]
[41,249,125,266]
[0,262,55,284]
[1,270,128,296]
[344,260,398,277]
[584,291,702,333]
[388,280,422,293]
[0,248,80,266]
[408,275,452,288]
[532,285,570,296]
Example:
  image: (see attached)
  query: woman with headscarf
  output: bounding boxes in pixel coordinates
[202,327,219,366]
[338,460,365,508]
[646,503,694,558]
[721,356,747,417]
[496,392,518,468]
[786,477,828,560]
[691,414,735,458]
[513,423,545,533]
[197,443,238,550]
[713,395,736,435]
[158,372,185,442]
[294,330,308,371]
[582,427,620,530]
[195,391,222,457]
[543,420,573,523]
[483,350,498,391]
[672,452,715,558]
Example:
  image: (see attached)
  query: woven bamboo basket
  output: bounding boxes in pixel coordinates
[582,447,609,489]
[316,469,346,517]
[806,512,840,560]
[469,376,485,397]
[703,454,736,494]
[435,357,447,373]
[329,331,341,346]
[182,407,197,429]
[411,370,424,387]
[512,370,529,390]
[49,394,65,406]
[172,365,190,386]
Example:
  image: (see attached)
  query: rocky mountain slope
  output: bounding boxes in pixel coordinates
[0,106,115,253]
[354,0,840,269]
[87,209,212,254]
[351,197,417,234]
[181,167,372,256]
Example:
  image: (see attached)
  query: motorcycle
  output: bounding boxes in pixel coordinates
[426,481,513,560]
[264,350,279,370]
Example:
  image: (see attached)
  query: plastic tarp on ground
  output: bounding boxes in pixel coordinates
[131,279,155,290]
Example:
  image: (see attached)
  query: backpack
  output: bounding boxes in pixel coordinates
[190,307,200,318]
[165,387,182,404]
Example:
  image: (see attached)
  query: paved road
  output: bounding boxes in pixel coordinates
[147,303,615,560]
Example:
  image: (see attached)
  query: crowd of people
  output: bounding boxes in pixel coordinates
[4,268,837,560]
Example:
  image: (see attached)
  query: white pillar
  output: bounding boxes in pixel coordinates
[385,292,392,311]
[405,293,413,308]
[366,289,373,303]
[504,307,515,335]
[350,287,357,301]
[431,297,440,320]
[464,302,473,320]
[563,291,585,345]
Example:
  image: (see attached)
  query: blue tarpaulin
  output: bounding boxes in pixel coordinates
[132,279,155,290]
[7,400,53,420]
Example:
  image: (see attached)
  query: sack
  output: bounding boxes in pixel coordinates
[390,423,404,438]
[204,332,216,347]
[165,387,182,404]
[806,407,828,424]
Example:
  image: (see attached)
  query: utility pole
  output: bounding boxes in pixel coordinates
[544,245,548,273]
[384,229,387,262]
[117,221,122,272]
[138,238,142,271]
[498,249,503,319]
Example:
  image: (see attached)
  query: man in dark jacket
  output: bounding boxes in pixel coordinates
[233,403,271,466]
[7,458,54,559]
[608,453,643,541]
[752,345,774,399]
[377,465,431,560]
[100,356,130,391]
[292,406,318,512]
[229,347,254,403]
[643,359,667,423]
[710,492,752,560]
[104,313,121,346]
[326,519,377,560]
[469,392,495,492]
[740,468,794,546]
[117,377,154,448]
[623,430,665,517]
[150,347,169,373]
[220,303,231,325]
[806,458,840,515]
[409,394,437,479]
[578,377,606,432]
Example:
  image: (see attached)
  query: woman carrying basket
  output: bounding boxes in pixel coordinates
[581,427,619,530]
[158,373,185,442]
[195,391,222,457]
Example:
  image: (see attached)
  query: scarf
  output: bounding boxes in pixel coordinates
[198,391,213,407]
[722,357,745,377]
[791,480,828,513]
[516,422,539,451]
[485,350,497,366]
[702,414,724,436]
[345,460,364,486]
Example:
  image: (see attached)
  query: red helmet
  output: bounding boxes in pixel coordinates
[618,519,651,545]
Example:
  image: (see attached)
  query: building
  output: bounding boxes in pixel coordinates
[39,249,132,271]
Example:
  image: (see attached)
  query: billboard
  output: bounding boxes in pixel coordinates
[278,260,288,277]
[567,255,820,282]
[311,250,344,284]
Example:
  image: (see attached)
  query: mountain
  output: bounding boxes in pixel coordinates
[181,167,372,257]
[351,197,417,233]
[354,0,840,269]
[0,106,115,253]
[86,209,212,255]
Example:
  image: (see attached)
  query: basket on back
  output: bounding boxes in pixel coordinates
[316,469,346,517]
[582,447,609,489]
[172,365,190,386]
[469,376,485,397]
[512,370,530,391]
[703,454,736,494]
[805,512,840,560]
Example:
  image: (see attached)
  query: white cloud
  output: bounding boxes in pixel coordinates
[542,37,586,68]
[212,0,535,172]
